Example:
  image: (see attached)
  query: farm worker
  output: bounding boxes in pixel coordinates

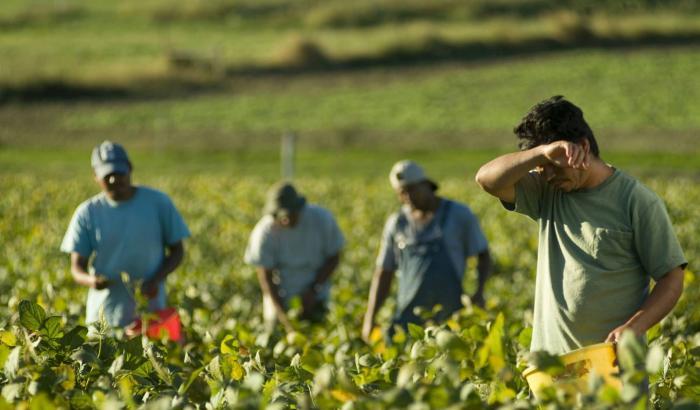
[245,182,345,332]
[60,141,190,328]
[362,160,492,342]
[475,95,687,355]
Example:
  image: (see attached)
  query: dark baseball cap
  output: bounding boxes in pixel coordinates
[91,141,131,179]
[263,182,306,216]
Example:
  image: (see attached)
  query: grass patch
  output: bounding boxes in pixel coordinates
[3,48,698,152]
[0,3,84,30]
[1,147,698,183]
[1,1,700,89]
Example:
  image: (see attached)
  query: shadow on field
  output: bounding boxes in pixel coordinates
[229,32,700,75]
[3,32,700,104]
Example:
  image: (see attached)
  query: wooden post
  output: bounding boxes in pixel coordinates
[281,132,296,180]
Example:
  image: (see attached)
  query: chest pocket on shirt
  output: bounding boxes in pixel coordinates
[591,228,637,271]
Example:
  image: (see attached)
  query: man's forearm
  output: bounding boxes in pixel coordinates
[70,253,97,288]
[311,253,340,288]
[256,268,292,329]
[364,269,393,325]
[625,267,685,334]
[71,269,96,288]
[152,242,184,282]
[476,250,492,293]
[475,146,546,195]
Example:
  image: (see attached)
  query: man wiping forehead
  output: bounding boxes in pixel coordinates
[476,96,687,354]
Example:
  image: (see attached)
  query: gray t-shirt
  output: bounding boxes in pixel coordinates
[376,198,488,280]
[509,169,687,354]
[244,204,345,319]
[61,186,191,327]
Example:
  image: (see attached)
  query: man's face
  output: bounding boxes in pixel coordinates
[535,163,587,192]
[96,171,132,200]
[396,181,434,210]
[275,210,300,228]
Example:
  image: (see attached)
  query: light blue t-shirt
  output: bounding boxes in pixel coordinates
[61,186,190,327]
[377,198,488,280]
[244,205,345,319]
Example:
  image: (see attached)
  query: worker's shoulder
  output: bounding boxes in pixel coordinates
[304,204,339,222]
[614,170,664,209]
[442,198,477,220]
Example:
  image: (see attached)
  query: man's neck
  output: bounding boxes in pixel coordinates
[108,186,137,202]
[582,158,614,189]
[411,196,441,222]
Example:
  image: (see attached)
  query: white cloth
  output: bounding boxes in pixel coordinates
[244,204,344,321]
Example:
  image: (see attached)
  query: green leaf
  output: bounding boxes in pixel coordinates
[476,312,505,372]
[617,330,646,372]
[108,354,124,377]
[178,367,204,395]
[427,384,451,408]
[302,349,324,373]
[41,316,64,339]
[487,381,516,404]
[60,326,87,350]
[632,395,648,410]
[597,384,622,404]
[527,350,565,376]
[122,335,143,356]
[0,345,9,370]
[29,393,54,410]
[207,355,224,382]
[1,383,22,403]
[0,331,16,347]
[646,344,665,374]
[71,347,99,366]
[69,391,95,410]
[3,347,21,380]
[407,323,424,340]
[517,327,532,348]
[18,300,46,331]
[220,334,238,356]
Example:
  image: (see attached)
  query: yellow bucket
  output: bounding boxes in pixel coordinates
[523,342,622,399]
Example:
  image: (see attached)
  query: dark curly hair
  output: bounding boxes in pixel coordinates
[514,95,600,157]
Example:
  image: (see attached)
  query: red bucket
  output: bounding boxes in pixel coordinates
[127,307,182,342]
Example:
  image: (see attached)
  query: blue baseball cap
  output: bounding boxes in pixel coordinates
[91,141,131,179]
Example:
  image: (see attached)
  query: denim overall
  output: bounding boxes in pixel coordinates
[392,200,463,331]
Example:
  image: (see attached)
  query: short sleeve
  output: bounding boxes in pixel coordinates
[244,218,277,269]
[505,171,546,220]
[459,206,489,257]
[60,204,93,257]
[321,210,345,257]
[375,214,399,272]
[632,195,687,281]
[158,193,191,245]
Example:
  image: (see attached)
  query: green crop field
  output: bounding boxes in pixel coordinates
[1,173,699,408]
[2,0,700,408]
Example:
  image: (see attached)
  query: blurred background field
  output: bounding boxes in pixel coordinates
[1,0,699,175]
[2,1,700,407]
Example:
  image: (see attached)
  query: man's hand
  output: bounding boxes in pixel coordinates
[605,323,642,343]
[542,140,589,170]
[300,288,318,319]
[280,315,295,333]
[470,290,485,308]
[605,267,684,344]
[361,315,375,344]
[93,275,111,290]
[141,278,160,299]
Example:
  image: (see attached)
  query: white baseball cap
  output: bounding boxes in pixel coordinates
[389,160,438,190]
